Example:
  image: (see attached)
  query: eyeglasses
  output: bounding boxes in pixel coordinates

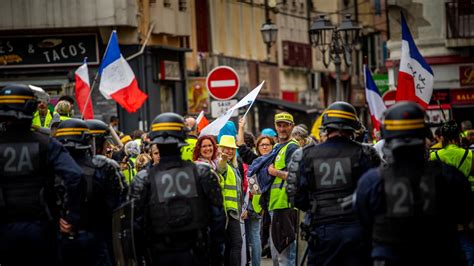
[258,143,272,148]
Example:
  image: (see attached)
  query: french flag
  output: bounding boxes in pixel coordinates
[98,31,148,113]
[396,13,434,108]
[75,59,94,119]
[364,65,386,131]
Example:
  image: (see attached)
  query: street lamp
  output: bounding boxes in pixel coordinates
[260,0,278,61]
[309,14,361,101]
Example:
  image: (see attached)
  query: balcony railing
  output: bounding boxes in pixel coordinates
[446,1,474,39]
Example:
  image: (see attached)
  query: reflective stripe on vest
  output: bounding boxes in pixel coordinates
[32,110,54,128]
[181,138,198,161]
[220,164,239,213]
[269,140,299,211]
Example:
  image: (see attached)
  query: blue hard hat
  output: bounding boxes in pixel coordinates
[261,128,277,137]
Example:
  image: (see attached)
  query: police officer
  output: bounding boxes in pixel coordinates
[288,101,380,266]
[0,84,83,265]
[85,119,128,262]
[354,101,474,265]
[85,119,113,156]
[129,112,226,265]
[54,118,119,265]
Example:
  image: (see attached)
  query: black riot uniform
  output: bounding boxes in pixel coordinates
[54,118,126,266]
[128,112,226,266]
[355,101,474,266]
[0,84,83,266]
[288,101,381,266]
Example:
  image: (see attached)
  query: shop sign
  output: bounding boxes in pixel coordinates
[459,65,474,87]
[429,89,450,105]
[211,99,238,118]
[0,34,99,68]
[187,77,209,114]
[451,89,474,105]
[372,74,389,95]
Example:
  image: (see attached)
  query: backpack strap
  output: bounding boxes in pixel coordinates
[458,149,470,170]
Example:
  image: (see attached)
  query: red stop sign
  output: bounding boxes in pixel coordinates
[382,90,397,107]
[206,66,240,100]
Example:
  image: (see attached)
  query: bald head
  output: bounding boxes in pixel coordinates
[185,116,197,135]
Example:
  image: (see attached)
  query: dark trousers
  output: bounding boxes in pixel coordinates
[225,218,242,266]
[59,231,111,266]
[308,222,370,266]
[0,221,59,266]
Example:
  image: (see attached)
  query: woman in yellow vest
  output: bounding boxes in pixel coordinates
[217,135,243,266]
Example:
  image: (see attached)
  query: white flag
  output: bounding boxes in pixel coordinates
[199,81,264,137]
[228,81,265,112]
[199,110,233,137]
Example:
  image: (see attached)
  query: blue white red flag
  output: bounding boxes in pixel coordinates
[364,65,386,131]
[98,31,148,113]
[396,13,434,108]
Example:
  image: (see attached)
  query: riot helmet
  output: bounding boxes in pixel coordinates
[0,84,37,120]
[322,101,361,131]
[53,118,91,150]
[86,119,112,155]
[381,101,427,150]
[149,112,187,147]
[85,119,112,141]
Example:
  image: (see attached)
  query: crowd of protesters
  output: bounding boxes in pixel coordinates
[2,83,474,266]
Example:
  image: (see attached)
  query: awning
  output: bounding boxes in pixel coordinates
[256,98,321,114]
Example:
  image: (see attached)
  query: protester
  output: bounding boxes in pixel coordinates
[193,135,219,169]
[218,135,244,266]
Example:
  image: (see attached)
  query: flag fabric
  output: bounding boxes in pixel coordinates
[396,13,434,108]
[310,114,323,141]
[364,65,386,131]
[75,59,94,119]
[199,110,233,137]
[196,111,209,132]
[230,81,265,111]
[98,31,148,113]
[199,81,265,137]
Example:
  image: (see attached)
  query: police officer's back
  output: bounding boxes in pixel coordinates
[355,102,474,266]
[54,118,124,265]
[129,113,225,265]
[0,84,83,265]
[289,101,380,266]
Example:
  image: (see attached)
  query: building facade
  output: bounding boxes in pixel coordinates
[0,0,193,133]
[386,0,474,126]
